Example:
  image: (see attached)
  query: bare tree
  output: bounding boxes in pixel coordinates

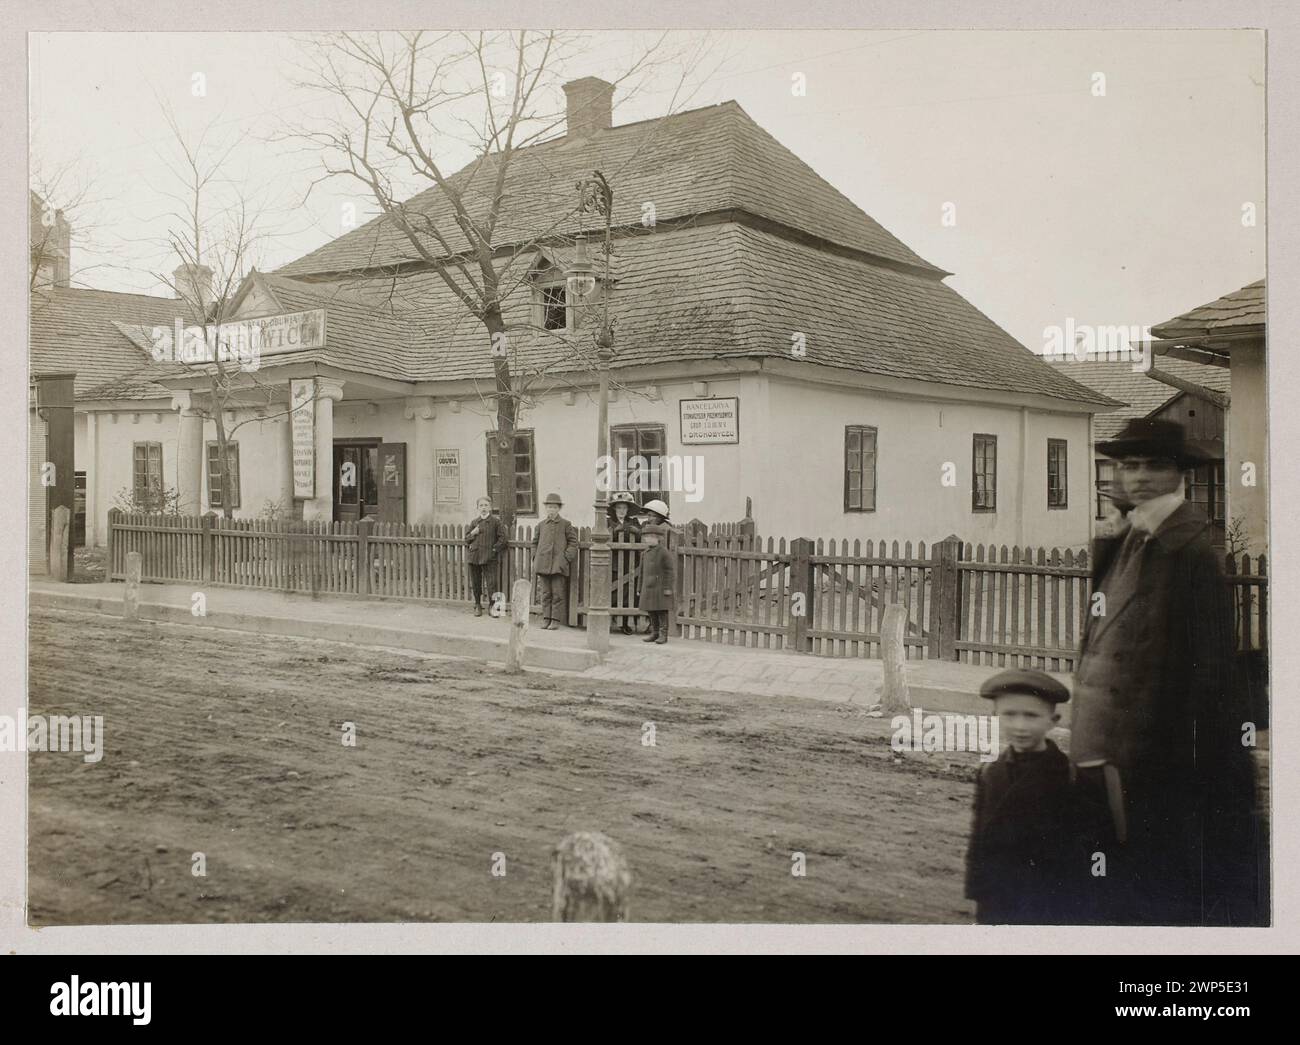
[146,104,308,519]
[29,150,119,298]
[282,30,711,532]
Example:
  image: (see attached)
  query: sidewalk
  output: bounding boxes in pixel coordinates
[30,580,1070,714]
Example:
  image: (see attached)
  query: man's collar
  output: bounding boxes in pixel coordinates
[1130,489,1185,536]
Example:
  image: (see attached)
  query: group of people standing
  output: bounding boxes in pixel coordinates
[463,492,676,642]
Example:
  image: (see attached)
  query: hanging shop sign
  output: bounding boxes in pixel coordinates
[290,379,315,499]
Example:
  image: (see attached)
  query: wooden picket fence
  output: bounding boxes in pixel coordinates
[104,510,1268,666]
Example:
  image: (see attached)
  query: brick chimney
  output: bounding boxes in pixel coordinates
[172,262,214,313]
[562,77,614,138]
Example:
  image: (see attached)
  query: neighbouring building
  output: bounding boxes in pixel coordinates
[1149,279,1266,555]
[1050,353,1231,545]
[32,79,1119,567]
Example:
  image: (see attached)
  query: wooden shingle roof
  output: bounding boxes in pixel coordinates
[274,101,945,279]
[29,286,189,400]
[1050,356,1230,439]
[257,224,1113,405]
[1151,279,1265,339]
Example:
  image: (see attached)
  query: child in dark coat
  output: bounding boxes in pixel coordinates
[464,496,506,617]
[608,493,643,635]
[965,668,1087,925]
[637,524,675,644]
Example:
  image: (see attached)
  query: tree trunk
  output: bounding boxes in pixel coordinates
[485,307,517,535]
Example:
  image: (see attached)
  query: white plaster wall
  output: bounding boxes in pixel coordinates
[763,379,1092,549]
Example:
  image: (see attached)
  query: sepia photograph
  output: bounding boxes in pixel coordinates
[20,20,1270,935]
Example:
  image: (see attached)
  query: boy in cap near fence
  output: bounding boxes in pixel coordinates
[964,667,1086,925]
[464,495,506,617]
[532,492,578,630]
[637,523,675,644]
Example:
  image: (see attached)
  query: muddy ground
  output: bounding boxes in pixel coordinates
[26,606,991,924]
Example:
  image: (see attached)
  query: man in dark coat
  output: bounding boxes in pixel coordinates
[464,496,507,617]
[1072,418,1262,926]
[637,523,675,644]
[532,492,578,630]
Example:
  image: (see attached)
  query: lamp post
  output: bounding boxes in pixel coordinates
[572,172,615,654]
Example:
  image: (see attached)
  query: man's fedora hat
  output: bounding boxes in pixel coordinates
[1097,418,1214,469]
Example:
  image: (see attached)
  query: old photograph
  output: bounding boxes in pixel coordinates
[24,27,1268,928]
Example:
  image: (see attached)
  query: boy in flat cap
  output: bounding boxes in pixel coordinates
[964,668,1086,925]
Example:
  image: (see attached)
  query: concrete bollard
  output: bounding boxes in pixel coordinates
[123,551,142,620]
[505,578,532,673]
[880,601,911,712]
[551,831,632,922]
[49,505,70,582]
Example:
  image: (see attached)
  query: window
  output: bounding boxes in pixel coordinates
[486,429,538,516]
[972,434,997,512]
[1185,460,1226,547]
[1095,459,1117,519]
[1047,439,1068,509]
[132,442,163,511]
[206,441,241,509]
[539,284,567,331]
[610,424,668,510]
[844,425,878,512]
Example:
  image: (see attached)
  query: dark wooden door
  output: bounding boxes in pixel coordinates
[334,443,380,523]
[377,442,406,524]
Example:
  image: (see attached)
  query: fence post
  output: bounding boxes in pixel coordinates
[106,508,120,580]
[787,537,814,652]
[930,534,962,660]
[356,519,371,596]
[507,578,532,673]
[201,512,215,583]
[49,505,71,582]
[123,551,142,620]
[881,601,911,711]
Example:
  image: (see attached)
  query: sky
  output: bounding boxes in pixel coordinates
[29,29,1264,354]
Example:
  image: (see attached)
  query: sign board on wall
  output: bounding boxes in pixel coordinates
[435,449,462,504]
[290,379,315,499]
[679,397,740,444]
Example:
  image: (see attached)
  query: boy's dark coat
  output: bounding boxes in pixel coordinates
[1075,501,1261,925]
[964,740,1084,924]
[464,514,506,565]
[531,515,578,576]
[637,543,675,612]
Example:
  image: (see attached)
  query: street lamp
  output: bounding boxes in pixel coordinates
[572,172,615,654]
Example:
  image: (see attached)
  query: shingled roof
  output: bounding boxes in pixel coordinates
[1151,279,1265,340]
[275,100,944,279]
[29,286,190,400]
[254,96,1113,407]
[1050,356,1230,439]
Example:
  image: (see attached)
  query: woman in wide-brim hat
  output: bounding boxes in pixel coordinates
[607,492,642,634]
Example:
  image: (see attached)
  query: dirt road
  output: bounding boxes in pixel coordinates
[27,607,980,923]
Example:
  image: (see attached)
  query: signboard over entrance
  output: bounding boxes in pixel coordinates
[290,379,315,499]
[679,397,740,444]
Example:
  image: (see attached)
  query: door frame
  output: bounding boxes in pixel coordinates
[332,436,383,524]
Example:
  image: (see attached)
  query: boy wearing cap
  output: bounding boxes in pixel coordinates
[964,667,1084,925]
[531,492,578,630]
[637,524,675,644]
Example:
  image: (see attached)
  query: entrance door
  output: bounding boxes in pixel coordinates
[333,441,407,524]
[333,442,379,523]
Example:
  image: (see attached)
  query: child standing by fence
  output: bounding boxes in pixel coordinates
[532,492,578,629]
[465,496,506,617]
[638,523,675,644]
[609,492,642,635]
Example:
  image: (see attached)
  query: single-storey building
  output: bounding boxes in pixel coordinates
[33,79,1118,567]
